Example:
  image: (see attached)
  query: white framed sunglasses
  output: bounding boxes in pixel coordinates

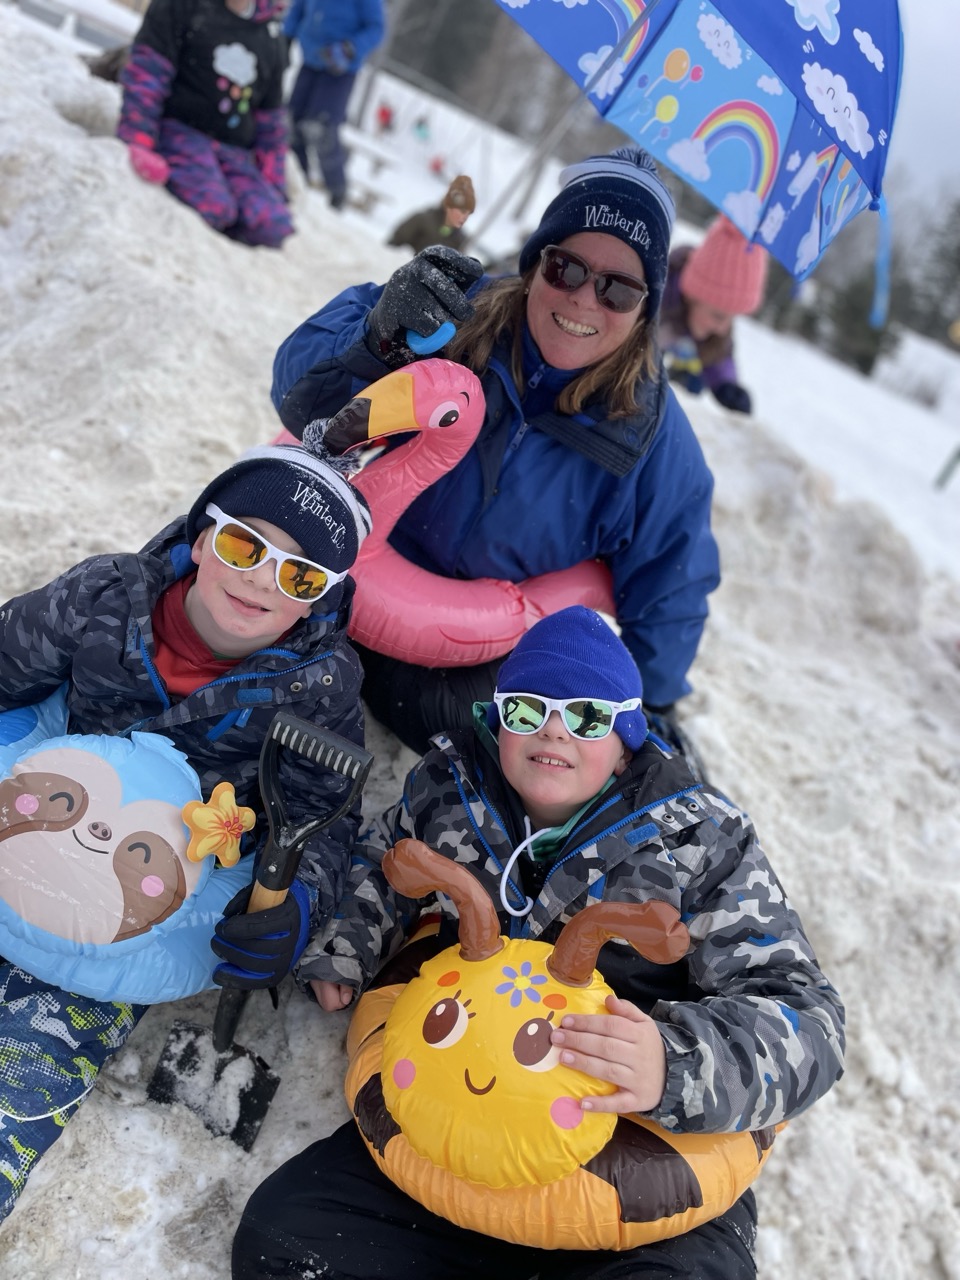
[204,503,348,602]
[493,691,642,741]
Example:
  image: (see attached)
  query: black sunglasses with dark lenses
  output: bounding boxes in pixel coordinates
[539,245,649,314]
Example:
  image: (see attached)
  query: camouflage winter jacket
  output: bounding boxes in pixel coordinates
[0,518,366,928]
[303,725,845,1134]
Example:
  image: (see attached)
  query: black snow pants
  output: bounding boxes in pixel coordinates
[357,642,502,756]
[231,1120,758,1280]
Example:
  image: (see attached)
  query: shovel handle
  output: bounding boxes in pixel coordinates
[211,881,289,1054]
[248,882,287,912]
[213,987,250,1054]
[211,713,374,1055]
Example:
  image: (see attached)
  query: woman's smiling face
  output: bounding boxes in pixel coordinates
[525,232,646,370]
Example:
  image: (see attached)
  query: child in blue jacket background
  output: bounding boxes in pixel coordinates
[283,0,385,209]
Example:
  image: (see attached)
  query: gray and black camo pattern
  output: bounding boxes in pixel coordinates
[0,518,366,927]
[299,733,845,1135]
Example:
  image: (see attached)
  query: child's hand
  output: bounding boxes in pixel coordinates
[321,41,352,75]
[550,994,667,1114]
[310,978,354,1012]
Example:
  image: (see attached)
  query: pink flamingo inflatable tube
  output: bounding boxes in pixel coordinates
[281,360,614,667]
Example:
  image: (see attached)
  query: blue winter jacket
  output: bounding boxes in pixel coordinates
[271,283,721,708]
[283,0,384,73]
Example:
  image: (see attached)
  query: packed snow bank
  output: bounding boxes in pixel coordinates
[1,13,959,1278]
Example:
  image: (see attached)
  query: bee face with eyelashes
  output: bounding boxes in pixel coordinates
[380,939,620,1188]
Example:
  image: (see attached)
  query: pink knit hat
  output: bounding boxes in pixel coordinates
[679,216,768,316]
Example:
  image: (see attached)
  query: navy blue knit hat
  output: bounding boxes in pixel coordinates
[487,606,647,749]
[187,443,372,578]
[519,146,676,322]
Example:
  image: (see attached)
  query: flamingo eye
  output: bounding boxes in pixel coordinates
[513,1017,561,1072]
[428,401,460,429]
[422,996,470,1048]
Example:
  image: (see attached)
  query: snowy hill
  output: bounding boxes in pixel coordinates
[1,11,959,1279]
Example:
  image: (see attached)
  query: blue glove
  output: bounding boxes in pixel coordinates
[322,41,353,74]
[712,381,752,414]
[366,245,483,368]
[211,879,311,990]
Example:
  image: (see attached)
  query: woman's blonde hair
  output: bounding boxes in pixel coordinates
[445,269,658,418]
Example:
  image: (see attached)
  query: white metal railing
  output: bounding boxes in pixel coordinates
[14,0,139,50]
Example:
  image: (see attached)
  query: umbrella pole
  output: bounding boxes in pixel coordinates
[466,0,671,249]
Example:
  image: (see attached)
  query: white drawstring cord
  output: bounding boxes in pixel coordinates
[499,816,557,918]
[0,1080,95,1122]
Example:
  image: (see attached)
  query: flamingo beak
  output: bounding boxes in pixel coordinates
[322,369,417,454]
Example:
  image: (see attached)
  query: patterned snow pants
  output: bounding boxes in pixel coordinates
[0,963,143,1222]
[158,118,294,249]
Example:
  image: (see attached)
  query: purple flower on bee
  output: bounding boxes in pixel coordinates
[495,960,548,1008]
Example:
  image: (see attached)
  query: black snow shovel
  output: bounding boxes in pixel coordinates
[147,710,373,1150]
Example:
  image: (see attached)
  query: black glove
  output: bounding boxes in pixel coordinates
[366,245,483,368]
[211,879,311,990]
[644,705,709,785]
[712,381,752,414]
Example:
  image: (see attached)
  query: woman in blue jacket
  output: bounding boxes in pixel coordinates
[272,147,721,755]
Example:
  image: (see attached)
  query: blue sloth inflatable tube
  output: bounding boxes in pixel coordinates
[0,694,254,1004]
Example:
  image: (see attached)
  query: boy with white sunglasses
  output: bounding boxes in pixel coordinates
[235,605,845,1280]
[0,442,371,1221]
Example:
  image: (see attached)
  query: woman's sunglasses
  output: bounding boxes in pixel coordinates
[493,692,642,741]
[204,503,348,602]
[539,245,649,314]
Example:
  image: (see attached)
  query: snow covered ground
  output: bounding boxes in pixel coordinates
[1,10,959,1278]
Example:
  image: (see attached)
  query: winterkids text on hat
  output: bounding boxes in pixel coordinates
[187,443,372,578]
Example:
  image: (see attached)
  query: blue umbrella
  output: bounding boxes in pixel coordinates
[493,0,902,287]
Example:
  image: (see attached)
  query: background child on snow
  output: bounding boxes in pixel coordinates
[233,605,845,1280]
[0,442,371,1222]
[118,0,294,249]
[387,174,477,256]
[283,0,384,210]
[659,214,769,415]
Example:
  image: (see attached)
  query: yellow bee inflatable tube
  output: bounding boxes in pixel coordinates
[345,839,781,1251]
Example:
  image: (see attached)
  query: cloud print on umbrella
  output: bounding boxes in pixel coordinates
[493,0,903,281]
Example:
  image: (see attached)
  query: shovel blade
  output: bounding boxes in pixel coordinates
[147,1019,280,1152]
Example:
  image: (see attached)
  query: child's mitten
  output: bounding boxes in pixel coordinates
[128,143,170,185]
[322,40,353,75]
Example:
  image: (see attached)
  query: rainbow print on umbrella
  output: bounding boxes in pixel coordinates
[597,0,650,63]
[691,99,780,204]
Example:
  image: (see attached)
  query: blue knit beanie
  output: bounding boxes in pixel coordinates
[518,146,676,322]
[487,606,647,749]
